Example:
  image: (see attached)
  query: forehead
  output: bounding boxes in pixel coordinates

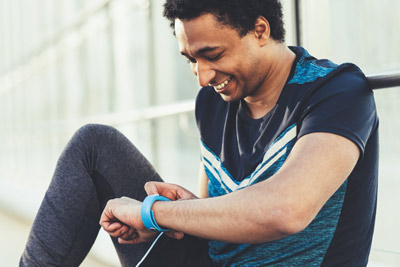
[175,13,241,55]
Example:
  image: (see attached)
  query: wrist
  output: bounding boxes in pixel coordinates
[141,194,171,232]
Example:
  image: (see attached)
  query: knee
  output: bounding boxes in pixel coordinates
[73,124,119,146]
[77,123,115,134]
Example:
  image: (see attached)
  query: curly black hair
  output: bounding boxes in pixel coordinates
[163,0,285,42]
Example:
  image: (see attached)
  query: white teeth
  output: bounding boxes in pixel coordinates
[213,77,231,90]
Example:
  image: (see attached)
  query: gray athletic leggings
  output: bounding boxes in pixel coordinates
[20,124,163,266]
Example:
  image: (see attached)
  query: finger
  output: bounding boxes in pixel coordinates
[176,188,197,200]
[165,230,184,240]
[127,227,137,237]
[99,219,111,230]
[166,183,197,200]
[120,228,138,240]
[99,210,113,227]
[109,225,130,238]
[118,238,139,245]
[118,231,158,244]
[144,181,161,196]
[108,227,125,238]
[144,182,183,200]
[99,200,117,225]
[100,221,118,233]
[119,233,136,241]
[118,234,151,245]
[105,223,128,236]
[145,181,177,199]
[104,222,123,233]
[108,230,123,238]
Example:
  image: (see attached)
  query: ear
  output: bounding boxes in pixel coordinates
[254,16,270,46]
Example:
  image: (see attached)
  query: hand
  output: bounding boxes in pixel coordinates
[144,182,198,201]
[144,182,198,240]
[99,197,157,244]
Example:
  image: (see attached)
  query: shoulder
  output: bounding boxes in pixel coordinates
[299,62,375,117]
[311,64,372,103]
[332,65,369,92]
[297,63,377,156]
[288,47,339,86]
[288,47,369,93]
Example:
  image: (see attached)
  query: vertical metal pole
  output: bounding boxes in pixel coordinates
[145,0,159,168]
[105,2,116,113]
[294,0,302,46]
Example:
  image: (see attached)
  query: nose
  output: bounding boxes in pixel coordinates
[194,61,216,87]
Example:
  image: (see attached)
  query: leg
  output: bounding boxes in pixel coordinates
[20,124,162,266]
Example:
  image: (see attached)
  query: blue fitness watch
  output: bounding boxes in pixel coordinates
[141,194,171,232]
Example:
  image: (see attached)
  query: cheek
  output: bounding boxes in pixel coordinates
[243,57,263,83]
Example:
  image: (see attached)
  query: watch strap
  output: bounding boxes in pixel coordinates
[141,194,171,232]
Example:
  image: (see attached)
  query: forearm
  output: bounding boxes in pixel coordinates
[151,133,359,244]
[152,181,291,244]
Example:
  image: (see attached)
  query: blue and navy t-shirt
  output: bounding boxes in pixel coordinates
[195,47,379,266]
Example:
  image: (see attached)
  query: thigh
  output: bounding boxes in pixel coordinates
[21,124,163,266]
[76,124,163,207]
[72,124,165,264]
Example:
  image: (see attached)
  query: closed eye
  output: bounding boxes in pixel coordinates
[206,53,222,62]
[187,57,197,64]
[181,52,197,64]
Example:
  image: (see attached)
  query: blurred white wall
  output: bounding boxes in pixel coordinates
[0,0,201,264]
[0,0,399,265]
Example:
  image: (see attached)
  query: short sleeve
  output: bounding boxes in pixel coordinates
[298,69,378,158]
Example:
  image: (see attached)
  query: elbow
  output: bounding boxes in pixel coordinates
[277,215,308,237]
[269,206,311,238]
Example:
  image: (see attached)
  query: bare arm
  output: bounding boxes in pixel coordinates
[198,162,209,198]
[151,132,359,243]
[100,182,197,244]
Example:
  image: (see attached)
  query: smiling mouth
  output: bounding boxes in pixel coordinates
[210,77,232,90]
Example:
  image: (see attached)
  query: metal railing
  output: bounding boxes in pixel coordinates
[46,68,399,130]
[81,68,400,126]
[367,69,400,90]
[2,68,396,137]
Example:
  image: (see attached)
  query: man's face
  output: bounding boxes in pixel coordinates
[175,14,267,102]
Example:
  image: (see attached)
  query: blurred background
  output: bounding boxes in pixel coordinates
[0,0,399,266]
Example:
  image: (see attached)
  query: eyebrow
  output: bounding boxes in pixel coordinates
[180,46,220,58]
[196,46,220,55]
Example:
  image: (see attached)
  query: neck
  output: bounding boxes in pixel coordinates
[244,45,296,119]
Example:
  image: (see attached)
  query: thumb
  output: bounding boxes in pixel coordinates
[165,230,184,240]
[144,181,159,195]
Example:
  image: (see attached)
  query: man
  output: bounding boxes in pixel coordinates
[21,0,378,266]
